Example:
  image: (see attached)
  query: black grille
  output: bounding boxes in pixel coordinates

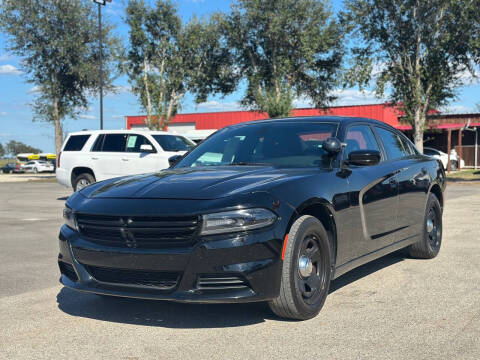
[197,275,249,290]
[76,214,199,249]
[84,265,180,289]
[59,262,78,282]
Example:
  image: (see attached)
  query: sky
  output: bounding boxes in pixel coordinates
[0,0,479,153]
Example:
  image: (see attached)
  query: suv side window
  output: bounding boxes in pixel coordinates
[91,134,105,152]
[344,125,381,159]
[126,134,157,153]
[101,134,128,152]
[375,127,405,160]
[64,135,90,151]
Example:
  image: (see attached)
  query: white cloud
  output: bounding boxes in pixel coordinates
[439,104,475,114]
[110,115,125,119]
[78,114,97,120]
[0,112,7,116]
[0,64,22,75]
[331,88,386,106]
[195,101,243,112]
[27,86,42,94]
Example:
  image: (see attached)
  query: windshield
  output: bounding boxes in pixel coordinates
[152,135,195,152]
[176,121,338,168]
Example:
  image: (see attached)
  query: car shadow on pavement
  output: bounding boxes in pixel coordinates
[56,250,406,328]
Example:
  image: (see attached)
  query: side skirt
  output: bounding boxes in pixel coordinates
[332,235,420,280]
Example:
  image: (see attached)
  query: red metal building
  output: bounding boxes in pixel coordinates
[125,103,405,131]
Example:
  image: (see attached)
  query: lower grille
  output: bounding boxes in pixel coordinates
[59,262,78,282]
[84,265,180,290]
[197,275,249,290]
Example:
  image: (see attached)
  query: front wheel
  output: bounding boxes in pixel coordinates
[408,193,442,259]
[269,215,332,320]
[33,167,38,174]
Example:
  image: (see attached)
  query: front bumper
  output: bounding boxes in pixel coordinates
[58,225,283,303]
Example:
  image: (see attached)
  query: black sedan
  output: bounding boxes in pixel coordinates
[1,163,23,174]
[58,116,445,320]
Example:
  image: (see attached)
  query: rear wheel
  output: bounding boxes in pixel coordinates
[73,173,95,192]
[269,215,331,320]
[450,160,458,171]
[408,193,442,259]
[33,167,38,174]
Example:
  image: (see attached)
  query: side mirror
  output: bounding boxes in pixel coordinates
[168,154,183,167]
[140,144,154,152]
[322,137,342,155]
[347,150,381,166]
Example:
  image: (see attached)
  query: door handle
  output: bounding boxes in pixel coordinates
[91,157,99,160]
[121,158,129,161]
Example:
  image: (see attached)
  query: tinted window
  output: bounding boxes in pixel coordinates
[399,136,413,156]
[64,135,90,151]
[344,125,381,159]
[375,127,405,160]
[424,148,438,156]
[177,122,338,168]
[91,134,104,152]
[152,135,195,152]
[126,135,156,153]
[102,134,128,152]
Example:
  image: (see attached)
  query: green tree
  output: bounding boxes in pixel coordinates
[124,0,235,130]
[0,0,119,155]
[5,140,42,156]
[343,0,480,153]
[220,0,344,118]
[0,143,5,158]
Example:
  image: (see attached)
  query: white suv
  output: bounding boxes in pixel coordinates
[56,130,195,191]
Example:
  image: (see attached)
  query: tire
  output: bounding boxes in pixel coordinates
[33,167,38,174]
[408,193,443,259]
[450,160,458,171]
[269,215,332,320]
[73,173,95,192]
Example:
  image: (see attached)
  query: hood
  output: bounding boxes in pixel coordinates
[80,166,320,200]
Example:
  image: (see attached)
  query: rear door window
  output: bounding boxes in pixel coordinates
[91,134,105,152]
[374,127,406,160]
[101,134,128,152]
[63,135,90,151]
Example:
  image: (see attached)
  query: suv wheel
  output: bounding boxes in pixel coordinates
[73,173,95,192]
[269,215,332,320]
[408,193,442,259]
[33,167,38,174]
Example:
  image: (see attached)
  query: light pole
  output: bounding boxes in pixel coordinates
[93,0,111,130]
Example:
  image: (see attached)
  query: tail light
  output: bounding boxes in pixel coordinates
[57,151,61,168]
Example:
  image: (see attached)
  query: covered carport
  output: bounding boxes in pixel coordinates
[399,113,480,171]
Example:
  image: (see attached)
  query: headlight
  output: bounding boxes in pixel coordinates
[63,207,77,231]
[200,208,277,235]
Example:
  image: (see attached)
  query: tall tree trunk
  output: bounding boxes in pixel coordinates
[413,107,424,153]
[53,97,63,156]
[143,57,153,129]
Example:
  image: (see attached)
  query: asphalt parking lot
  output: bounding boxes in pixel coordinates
[0,182,479,359]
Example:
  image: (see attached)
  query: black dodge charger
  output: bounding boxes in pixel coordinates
[59,116,445,320]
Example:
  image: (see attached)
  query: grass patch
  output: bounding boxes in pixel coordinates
[446,169,480,182]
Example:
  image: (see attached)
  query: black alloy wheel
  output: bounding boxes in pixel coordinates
[269,215,331,320]
[409,193,442,259]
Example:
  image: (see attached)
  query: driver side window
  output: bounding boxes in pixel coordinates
[344,125,381,159]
